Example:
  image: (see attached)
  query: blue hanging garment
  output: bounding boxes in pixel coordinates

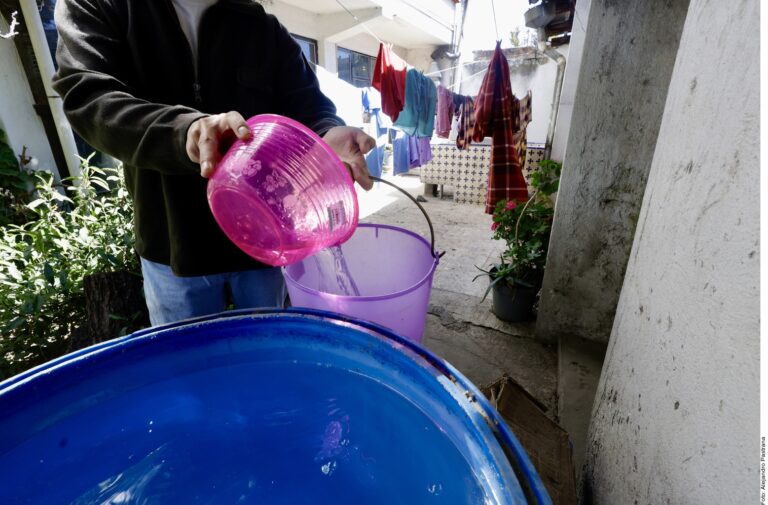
[393,69,437,138]
[392,130,411,175]
[362,89,388,178]
[408,136,433,168]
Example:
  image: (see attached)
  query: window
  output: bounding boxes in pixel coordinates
[292,34,318,65]
[336,47,376,88]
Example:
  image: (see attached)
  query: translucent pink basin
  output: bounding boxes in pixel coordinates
[207,115,358,266]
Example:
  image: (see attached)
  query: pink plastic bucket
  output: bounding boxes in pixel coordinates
[207,114,358,267]
[284,179,441,342]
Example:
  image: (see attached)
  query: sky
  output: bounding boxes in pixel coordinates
[461,0,533,52]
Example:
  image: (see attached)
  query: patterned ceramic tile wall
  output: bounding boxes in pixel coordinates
[420,144,546,205]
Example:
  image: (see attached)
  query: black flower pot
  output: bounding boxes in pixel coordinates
[488,268,543,322]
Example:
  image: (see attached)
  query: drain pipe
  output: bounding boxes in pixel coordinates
[16,0,81,179]
[540,34,566,161]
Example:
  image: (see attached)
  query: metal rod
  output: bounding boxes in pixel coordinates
[369,176,441,259]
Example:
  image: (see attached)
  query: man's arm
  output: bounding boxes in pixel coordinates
[52,0,206,175]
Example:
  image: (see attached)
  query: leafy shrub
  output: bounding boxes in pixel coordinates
[0,161,138,378]
[476,159,562,299]
[0,129,34,227]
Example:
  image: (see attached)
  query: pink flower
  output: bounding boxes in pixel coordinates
[505,201,517,210]
[491,222,498,231]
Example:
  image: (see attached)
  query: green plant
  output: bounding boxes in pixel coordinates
[0,130,34,227]
[474,159,562,301]
[0,159,138,378]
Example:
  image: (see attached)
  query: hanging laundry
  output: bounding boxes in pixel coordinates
[408,136,433,168]
[473,42,529,213]
[392,130,410,176]
[513,90,532,164]
[393,69,437,138]
[448,113,460,142]
[393,132,432,175]
[362,86,382,112]
[436,85,456,138]
[372,44,408,122]
[361,87,389,178]
[448,91,466,142]
[455,95,476,150]
[517,90,532,130]
[365,143,385,178]
[362,87,390,134]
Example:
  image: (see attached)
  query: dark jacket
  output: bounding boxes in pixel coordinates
[53,0,344,276]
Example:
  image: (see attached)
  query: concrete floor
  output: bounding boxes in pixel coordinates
[356,173,608,492]
[557,335,607,473]
[357,174,558,414]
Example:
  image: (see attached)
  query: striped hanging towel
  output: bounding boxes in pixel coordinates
[473,42,529,213]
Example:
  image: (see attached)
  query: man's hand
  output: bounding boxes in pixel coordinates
[187,112,251,178]
[322,126,375,191]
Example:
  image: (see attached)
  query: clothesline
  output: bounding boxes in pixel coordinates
[490,0,499,42]
[334,0,383,44]
[423,59,491,77]
[423,50,545,78]
[335,0,532,93]
[446,67,489,90]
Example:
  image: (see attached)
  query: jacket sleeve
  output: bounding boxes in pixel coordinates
[52,0,206,175]
[268,16,345,136]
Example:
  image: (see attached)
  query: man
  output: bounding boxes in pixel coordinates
[52,0,374,325]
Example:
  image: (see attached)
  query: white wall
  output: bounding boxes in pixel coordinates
[405,47,435,73]
[0,13,59,177]
[263,2,412,73]
[582,0,759,503]
[335,32,380,57]
[262,1,322,41]
[386,0,454,28]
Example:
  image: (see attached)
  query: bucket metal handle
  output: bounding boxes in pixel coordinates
[369,176,444,260]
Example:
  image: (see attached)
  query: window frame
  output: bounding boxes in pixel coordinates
[336,47,376,88]
[292,33,318,65]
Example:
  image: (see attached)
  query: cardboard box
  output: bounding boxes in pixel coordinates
[481,375,577,505]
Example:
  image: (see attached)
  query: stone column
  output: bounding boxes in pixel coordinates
[582,0,759,503]
[536,0,691,344]
[549,0,592,163]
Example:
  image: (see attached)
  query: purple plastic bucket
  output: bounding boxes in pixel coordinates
[284,223,439,342]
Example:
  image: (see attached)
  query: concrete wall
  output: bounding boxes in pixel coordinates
[263,1,374,71]
[582,1,759,503]
[405,47,436,73]
[536,1,690,344]
[549,0,591,163]
[264,2,418,74]
[336,32,379,58]
[263,0,323,41]
[0,12,59,176]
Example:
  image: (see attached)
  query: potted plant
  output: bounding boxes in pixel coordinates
[475,160,562,322]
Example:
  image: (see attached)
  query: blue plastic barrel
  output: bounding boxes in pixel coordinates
[0,309,551,504]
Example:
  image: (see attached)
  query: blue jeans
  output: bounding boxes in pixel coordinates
[140,257,286,326]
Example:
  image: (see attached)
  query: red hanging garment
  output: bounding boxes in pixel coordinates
[473,42,529,213]
[371,43,408,122]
